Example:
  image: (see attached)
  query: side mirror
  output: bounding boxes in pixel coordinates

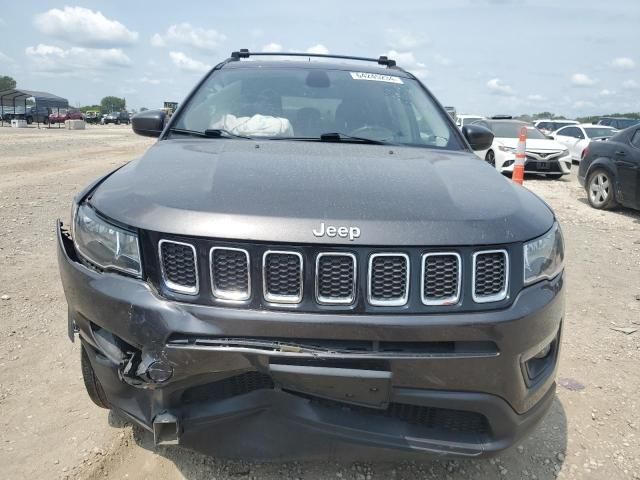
[546,135,555,140]
[461,124,494,151]
[132,109,166,137]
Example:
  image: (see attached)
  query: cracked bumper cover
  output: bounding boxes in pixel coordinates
[57,222,563,459]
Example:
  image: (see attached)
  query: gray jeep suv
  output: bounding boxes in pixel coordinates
[57,50,565,459]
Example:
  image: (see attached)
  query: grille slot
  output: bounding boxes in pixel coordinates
[210,247,250,301]
[316,253,356,305]
[158,240,198,294]
[421,253,461,305]
[473,250,508,303]
[368,253,409,306]
[263,251,303,303]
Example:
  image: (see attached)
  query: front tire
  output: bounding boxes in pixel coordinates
[81,346,110,409]
[485,150,496,167]
[587,168,617,209]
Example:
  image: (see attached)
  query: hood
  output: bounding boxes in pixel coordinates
[90,139,554,246]
[497,137,567,152]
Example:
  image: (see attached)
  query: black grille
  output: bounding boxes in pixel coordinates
[182,372,490,440]
[159,241,197,293]
[211,248,250,300]
[317,254,356,303]
[309,396,490,437]
[474,251,507,300]
[369,254,408,305]
[264,252,303,302]
[182,372,274,405]
[422,254,460,304]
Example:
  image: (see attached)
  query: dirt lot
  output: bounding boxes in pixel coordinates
[0,125,639,480]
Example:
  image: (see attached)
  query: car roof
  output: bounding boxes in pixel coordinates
[220,59,414,78]
[535,119,578,123]
[578,123,614,128]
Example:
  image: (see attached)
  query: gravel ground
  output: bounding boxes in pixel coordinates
[0,125,639,480]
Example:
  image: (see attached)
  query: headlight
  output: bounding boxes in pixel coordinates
[524,222,564,285]
[73,203,142,277]
[498,145,516,152]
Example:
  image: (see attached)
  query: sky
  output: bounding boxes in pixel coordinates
[0,0,638,117]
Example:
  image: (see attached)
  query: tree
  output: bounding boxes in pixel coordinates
[79,104,102,113]
[0,75,17,92]
[100,96,126,113]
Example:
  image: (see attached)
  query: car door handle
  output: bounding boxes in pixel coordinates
[615,150,626,156]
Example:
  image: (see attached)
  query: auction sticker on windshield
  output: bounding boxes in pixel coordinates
[350,72,404,84]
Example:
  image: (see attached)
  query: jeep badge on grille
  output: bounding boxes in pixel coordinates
[313,222,361,241]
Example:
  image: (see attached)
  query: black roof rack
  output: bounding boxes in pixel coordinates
[229,49,397,67]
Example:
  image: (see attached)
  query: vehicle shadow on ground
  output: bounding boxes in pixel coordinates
[577,197,640,223]
[114,397,568,479]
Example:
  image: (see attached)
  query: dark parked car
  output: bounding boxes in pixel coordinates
[102,111,130,125]
[579,125,640,210]
[57,50,565,460]
[597,117,640,130]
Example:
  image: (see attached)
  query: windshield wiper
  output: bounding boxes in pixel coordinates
[167,127,252,139]
[319,132,394,145]
[267,132,394,145]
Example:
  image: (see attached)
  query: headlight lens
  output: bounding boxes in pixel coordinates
[524,222,564,285]
[73,204,142,277]
[498,145,516,152]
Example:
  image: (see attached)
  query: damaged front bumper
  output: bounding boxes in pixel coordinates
[57,221,564,460]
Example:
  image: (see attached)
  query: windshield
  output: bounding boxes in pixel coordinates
[172,67,463,150]
[616,118,640,129]
[552,122,576,130]
[583,127,613,138]
[487,121,547,140]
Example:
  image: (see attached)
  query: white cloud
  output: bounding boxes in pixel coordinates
[622,79,639,90]
[599,89,616,96]
[383,50,428,77]
[306,44,329,55]
[570,73,595,87]
[34,6,138,47]
[385,29,427,50]
[573,100,595,109]
[527,94,546,102]
[262,42,283,52]
[150,33,165,47]
[487,78,515,96]
[25,44,131,75]
[154,23,226,52]
[169,51,210,73]
[432,53,452,66]
[0,50,13,63]
[611,57,635,70]
[140,77,161,85]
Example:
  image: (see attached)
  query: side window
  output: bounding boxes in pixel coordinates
[631,129,640,148]
[600,119,611,126]
[556,127,569,136]
[538,122,549,130]
[563,127,583,139]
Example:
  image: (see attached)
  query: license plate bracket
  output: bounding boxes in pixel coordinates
[269,364,392,409]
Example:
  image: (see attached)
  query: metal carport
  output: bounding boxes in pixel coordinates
[0,89,69,128]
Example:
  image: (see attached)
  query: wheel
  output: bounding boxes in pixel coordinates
[115,119,120,125]
[81,346,110,409]
[485,150,495,167]
[587,169,617,209]
[546,173,564,179]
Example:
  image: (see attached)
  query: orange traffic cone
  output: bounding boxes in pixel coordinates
[512,126,526,185]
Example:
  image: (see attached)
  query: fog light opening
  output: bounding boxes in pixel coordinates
[533,342,552,360]
[147,361,174,383]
